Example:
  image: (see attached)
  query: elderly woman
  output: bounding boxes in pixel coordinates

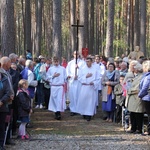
[102,63,120,122]
[20,60,38,107]
[126,63,145,134]
[138,60,150,135]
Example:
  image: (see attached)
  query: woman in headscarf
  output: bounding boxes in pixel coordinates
[102,63,120,122]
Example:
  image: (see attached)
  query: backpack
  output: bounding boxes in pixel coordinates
[34,63,42,81]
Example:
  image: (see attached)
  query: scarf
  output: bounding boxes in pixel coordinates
[106,70,115,80]
[46,65,50,72]
[17,88,29,96]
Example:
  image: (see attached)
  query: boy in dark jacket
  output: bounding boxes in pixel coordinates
[114,75,126,123]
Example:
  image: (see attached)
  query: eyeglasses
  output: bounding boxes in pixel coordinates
[108,65,114,68]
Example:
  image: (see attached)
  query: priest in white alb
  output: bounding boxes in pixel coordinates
[76,57,100,121]
[66,51,85,116]
[46,56,66,120]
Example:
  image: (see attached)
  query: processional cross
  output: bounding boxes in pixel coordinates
[71,19,84,76]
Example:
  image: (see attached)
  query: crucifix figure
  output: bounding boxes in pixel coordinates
[72,19,84,76]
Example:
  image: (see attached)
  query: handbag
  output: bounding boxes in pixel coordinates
[107,85,112,94]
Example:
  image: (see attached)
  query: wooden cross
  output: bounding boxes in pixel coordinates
[72,19,84,64]
[72,19,84,76]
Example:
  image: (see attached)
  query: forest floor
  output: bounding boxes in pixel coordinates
[6,107,150,150]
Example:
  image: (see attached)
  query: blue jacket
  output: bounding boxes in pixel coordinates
[138,72,150,101]
[20,67,35,99]
[26,52,32,60]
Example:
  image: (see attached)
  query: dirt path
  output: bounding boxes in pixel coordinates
[30,109,122,135]
[6,108,150,150]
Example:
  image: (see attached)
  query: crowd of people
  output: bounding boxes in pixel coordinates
[0,46,150,150]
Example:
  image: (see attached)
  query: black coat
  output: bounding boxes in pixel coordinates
[9,68,20,95]
[17,64,24,73]
[0,74,11,112]
[17,90,31,117]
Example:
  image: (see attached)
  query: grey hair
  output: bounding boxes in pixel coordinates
[128,60,139,72]
[9,53,18,60]
[134,63,143,71]
[25,60,33,68]
[142,60,150,72]
[129,60,138,66]
[18,57,26,63]
[108,57,114,63]
[0,56,11,65]
[121,61,127,66]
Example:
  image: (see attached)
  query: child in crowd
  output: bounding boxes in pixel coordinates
[26,50,32,60]
[17,79,32,140]
[114,75,126,123]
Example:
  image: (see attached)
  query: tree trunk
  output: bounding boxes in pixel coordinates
[31,0,36,57]
[130,0,134,52]
[89,0,94,54]
[25,0,32,52]
[134,0,140,47]
[17,14,21,55]
[35,0,43,57]
[1,0,15,56]
[45,0,52,57]
[95,0,98,54]
[79,0,88,54]
[52,0,62,58]
[70,0,76,58]
[146,15,149,57]
[0,2,2,51]
[101,0,106,55]
[21,0,25,52]
[105,0,115,57]
[140,0,146,55]
[126,0,131,55]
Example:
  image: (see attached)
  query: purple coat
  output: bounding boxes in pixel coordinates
[138,72,150,101]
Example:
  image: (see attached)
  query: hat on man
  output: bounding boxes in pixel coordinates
[114,56,120,62]
[123,57,129,63]
[38,55,45,59]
